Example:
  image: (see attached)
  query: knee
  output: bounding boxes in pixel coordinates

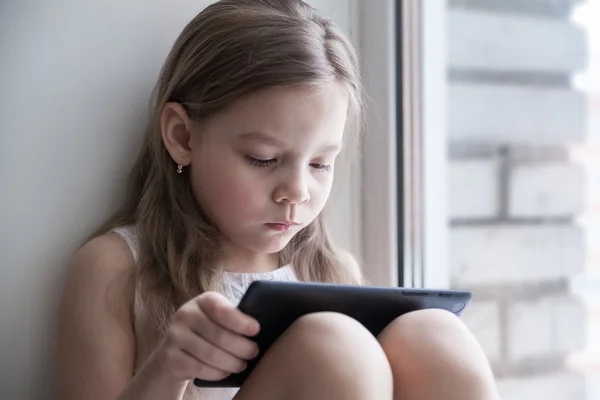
[286,312,393,377]
[260,312,393,398]
[379,308,471,347]
[378,309,493,380]
[291,311,371,334]
[288,312,385,356]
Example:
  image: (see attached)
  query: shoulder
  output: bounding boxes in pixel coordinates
[57,233,137,398]
[77,232,135,264]
[70,233,135,288]
[63,233,136,321]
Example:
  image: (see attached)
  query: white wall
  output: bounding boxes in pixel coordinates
[0,1,356,398]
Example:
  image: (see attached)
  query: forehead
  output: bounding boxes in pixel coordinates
[201,83,350,148]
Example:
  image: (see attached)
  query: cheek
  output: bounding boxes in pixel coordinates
[309,175,334,210]
[191,159,264,221]
[219,180,258,216]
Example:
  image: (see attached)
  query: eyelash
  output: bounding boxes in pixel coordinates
[246,157,332,172]
[312,163,332,172]
[247,157,275,168]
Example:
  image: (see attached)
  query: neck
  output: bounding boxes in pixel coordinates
[220,243,279,273]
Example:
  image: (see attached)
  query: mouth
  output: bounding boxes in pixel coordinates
[266,221,301,232]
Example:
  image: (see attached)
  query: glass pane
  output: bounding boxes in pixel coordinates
[445,1,600,399]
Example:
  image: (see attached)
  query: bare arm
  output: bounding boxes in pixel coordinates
[56,234,187,400]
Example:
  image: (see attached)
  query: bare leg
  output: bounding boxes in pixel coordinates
[378,309,499,400]
[234,312,393,400]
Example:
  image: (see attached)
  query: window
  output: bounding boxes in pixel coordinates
[357,1,599,398]
[427,1,598,398]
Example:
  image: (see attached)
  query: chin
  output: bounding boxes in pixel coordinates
[245,234,295,255]
[257,240,292,254]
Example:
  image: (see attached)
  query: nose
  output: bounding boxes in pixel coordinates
[273,168,311,205]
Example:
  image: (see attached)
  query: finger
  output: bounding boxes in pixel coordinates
[177,326,248,374]
[198,292,260,337]
[191,307,259,361]
[174,348,231,381]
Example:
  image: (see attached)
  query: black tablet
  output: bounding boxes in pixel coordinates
[194,281,472,388]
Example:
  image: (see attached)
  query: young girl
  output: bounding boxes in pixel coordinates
[57,1,499,399]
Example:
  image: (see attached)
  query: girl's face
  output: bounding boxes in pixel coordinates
[186,83,349,256]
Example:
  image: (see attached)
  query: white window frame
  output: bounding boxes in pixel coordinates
[421,0,450,289]
[355,0,449,289]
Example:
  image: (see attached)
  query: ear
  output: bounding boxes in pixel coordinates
[160,102,194,166]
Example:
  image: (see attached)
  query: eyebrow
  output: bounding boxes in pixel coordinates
[238,131,343,152]
[239,131,285,147]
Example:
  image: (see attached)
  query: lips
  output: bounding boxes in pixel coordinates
[266,221,300,232]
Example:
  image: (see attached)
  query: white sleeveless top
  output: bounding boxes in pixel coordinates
[111,226,298,400]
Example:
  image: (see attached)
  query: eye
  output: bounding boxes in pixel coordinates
[310,163,332,172]
[247,156,276,168]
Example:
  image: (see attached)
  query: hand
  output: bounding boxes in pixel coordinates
[152,291,260,382]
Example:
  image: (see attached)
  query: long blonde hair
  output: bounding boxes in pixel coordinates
[93,0,364,335]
